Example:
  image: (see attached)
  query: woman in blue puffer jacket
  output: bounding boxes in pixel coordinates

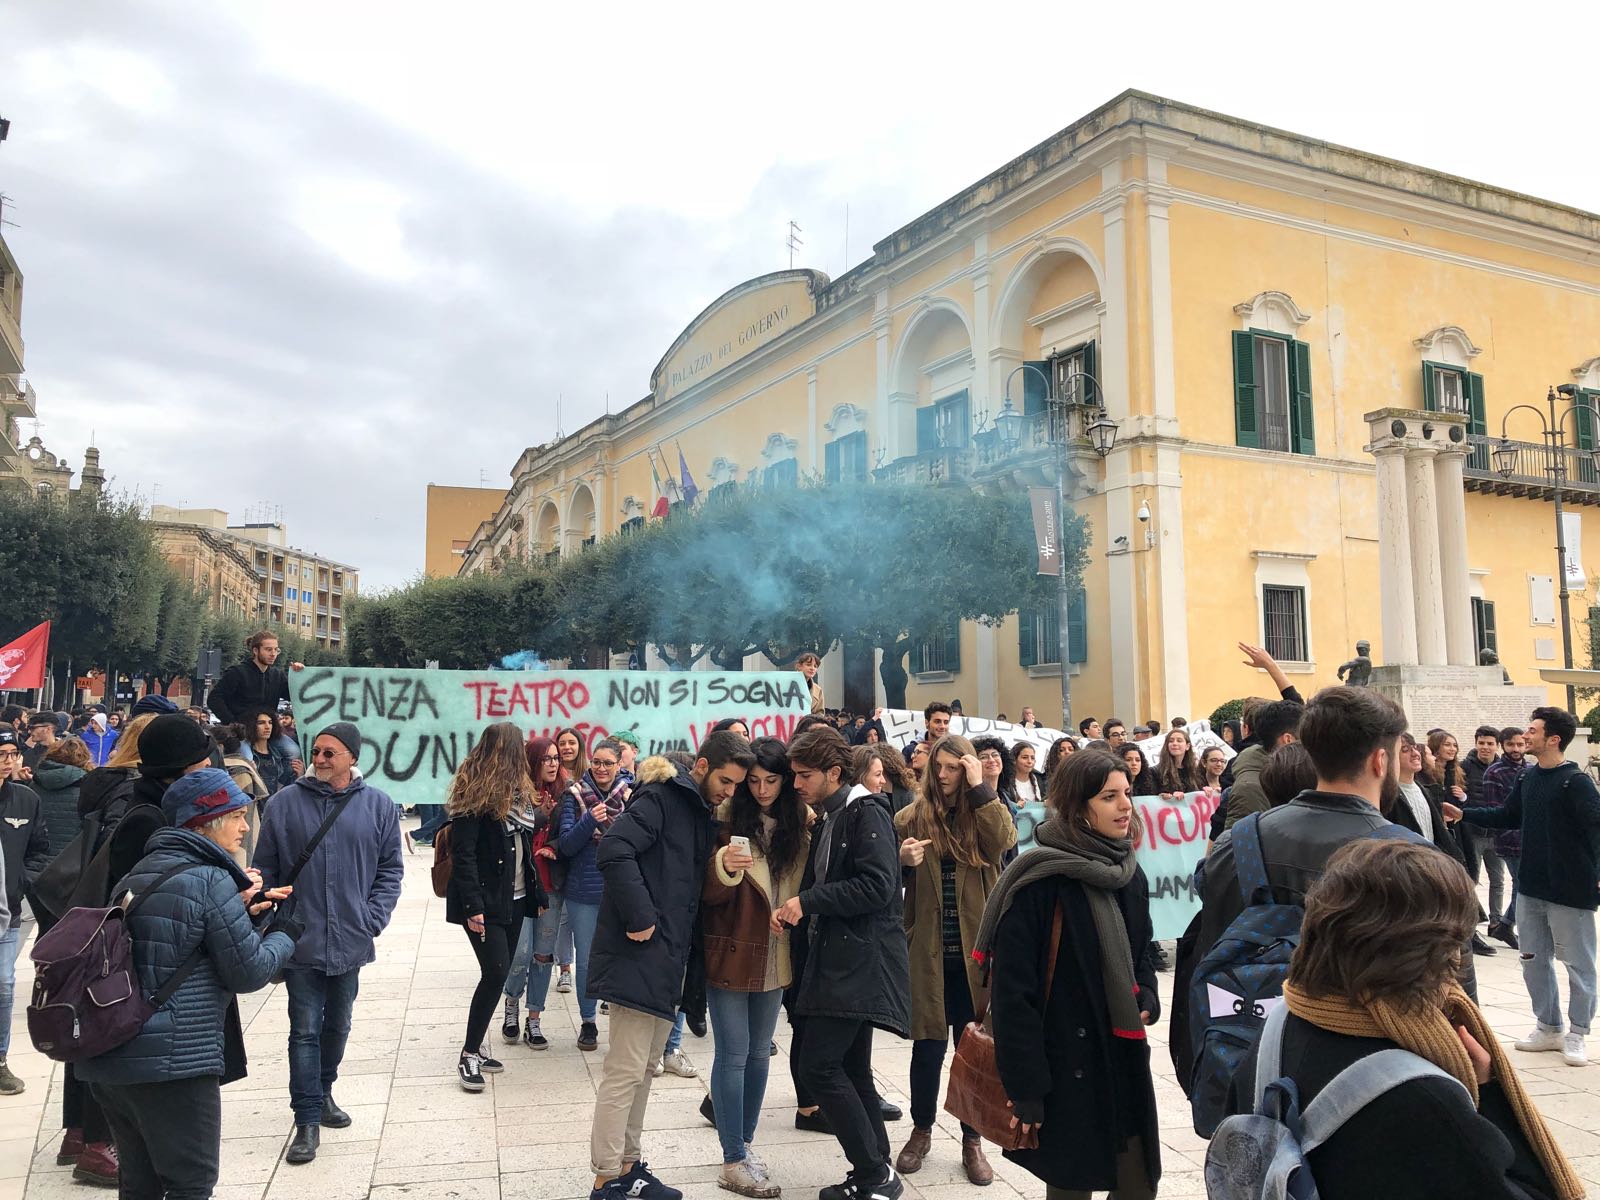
[76,768,303,1200]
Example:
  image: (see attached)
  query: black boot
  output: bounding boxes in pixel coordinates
[699,1093,715,1126]
[879,1097,903,1121]
[320,1093,352,1129]
[285,1125,319,1165]
[1471,932,1497,957]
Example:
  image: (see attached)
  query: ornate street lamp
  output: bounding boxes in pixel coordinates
[999,363,1118,731]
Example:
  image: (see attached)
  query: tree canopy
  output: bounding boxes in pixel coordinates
[347,480,1090,706]
[0,487,342,699]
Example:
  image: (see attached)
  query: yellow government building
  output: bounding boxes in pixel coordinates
[441,90,1600,726]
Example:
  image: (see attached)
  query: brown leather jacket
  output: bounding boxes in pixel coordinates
[701,812,808,992]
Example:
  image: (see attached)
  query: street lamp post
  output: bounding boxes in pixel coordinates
[1001,365,1117,733]
[1491,385,1600,713]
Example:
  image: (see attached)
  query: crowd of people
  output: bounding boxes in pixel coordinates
[2,628,1598,1200]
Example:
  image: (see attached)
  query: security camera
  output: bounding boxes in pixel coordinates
[1113,535,1129,547]
[1136,501,1151,523]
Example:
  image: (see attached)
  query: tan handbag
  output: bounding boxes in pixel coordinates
[942,901,1062,1151]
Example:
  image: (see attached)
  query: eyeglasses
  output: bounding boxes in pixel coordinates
[0,749,18,759]
[311,748,341,759]
[542,754,561,764]
[591,758,619,768]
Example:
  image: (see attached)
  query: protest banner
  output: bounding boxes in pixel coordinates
[878,708,1222,939]
[288,666,810,808]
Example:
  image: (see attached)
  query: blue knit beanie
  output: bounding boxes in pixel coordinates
[161,767,251,830]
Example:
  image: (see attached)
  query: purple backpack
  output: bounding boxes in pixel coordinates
[28,862,206,1062]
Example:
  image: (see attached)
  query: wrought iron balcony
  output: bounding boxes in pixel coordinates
[1464,435,1600,505]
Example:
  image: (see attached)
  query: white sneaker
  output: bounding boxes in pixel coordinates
[1515,1026,1566,1053]
[556,969,573,993]
[744,1144,767,1177]
[661,1050,699,1078]
[1563,1032,1589,1066]
[718,1159,780,1198]
[651,1057,665,1077]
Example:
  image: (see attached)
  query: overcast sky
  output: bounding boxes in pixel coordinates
[3,2,1594,590]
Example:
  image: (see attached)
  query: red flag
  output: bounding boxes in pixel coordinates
[0,621,48,690]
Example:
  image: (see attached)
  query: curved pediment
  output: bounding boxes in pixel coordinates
[650,270,827,403]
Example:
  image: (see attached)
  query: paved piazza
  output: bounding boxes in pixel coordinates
[9,838,1600,1200]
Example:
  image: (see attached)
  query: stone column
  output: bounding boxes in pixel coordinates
[1375,444,1419,666]
[1406,445,1448,666]
[1433,439,1476,666]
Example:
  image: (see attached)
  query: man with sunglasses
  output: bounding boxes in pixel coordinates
[256,722,404,1165]
[0,729,49,1095]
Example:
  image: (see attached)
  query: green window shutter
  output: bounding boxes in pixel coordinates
[1067,589,1088,664]
[1081,341,1099,407]
[1467,372,1489,472]
[1290,339,1316,456]
[1573,389,1595,451]
[1422,362,1438,412]
[1018,608,1037,668]
[916,406,938,454]
[1022,361,1049,416]
[1232,330,1259,448]
[944,624,962,674]
[849,430,868,481]
[824,438,840,483]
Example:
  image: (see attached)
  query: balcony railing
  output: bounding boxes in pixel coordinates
[1464,435,1600,504]
[874,447,975,486]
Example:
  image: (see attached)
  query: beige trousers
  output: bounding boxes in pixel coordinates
[590,1003,674,1178]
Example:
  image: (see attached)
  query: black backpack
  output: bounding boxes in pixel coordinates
[30,776,139,926]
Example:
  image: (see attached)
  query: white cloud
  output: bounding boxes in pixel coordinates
[0,0,1593,591]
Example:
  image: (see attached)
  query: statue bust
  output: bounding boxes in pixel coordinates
[1336,640,1373,687]
[1480,646,1512,685]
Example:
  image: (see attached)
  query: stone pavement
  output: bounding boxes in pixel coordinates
[8,842,1600,1200]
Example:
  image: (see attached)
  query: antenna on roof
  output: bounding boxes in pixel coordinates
[787,220,803,269]
[556,393,564,439]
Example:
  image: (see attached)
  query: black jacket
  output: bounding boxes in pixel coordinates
[209,658,291,724]
[992,872,1161,1194]
[444,811,543,926]
[587,756,715,1021]
[1172,791,1415,1082]
[1226,1013,1553,1200]
[793,786,910,1036]
[0,780,50,914]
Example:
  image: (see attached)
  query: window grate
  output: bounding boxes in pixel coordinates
[1262,584,1307,662]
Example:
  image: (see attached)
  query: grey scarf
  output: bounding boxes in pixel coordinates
[972,815,1147,1040]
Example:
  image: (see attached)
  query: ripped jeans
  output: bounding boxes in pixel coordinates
[505,892,565,1012]
[1518,894,1598,1036]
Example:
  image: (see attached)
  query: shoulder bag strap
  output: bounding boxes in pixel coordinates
[975,896,1064,1027]
[281,793,357,889]
[1252,1001,1291,1110]
[123,862,216,1008]
[1230,812,1272,907]
[1298,1048,1465,1152]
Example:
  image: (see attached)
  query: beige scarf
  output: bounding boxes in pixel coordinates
[1282,980,1583,1200]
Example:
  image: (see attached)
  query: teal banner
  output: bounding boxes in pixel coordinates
[288,667,810,808]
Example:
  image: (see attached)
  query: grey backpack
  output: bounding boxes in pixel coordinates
[1204,1004,1469,1199]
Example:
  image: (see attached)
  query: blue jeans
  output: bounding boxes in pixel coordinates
[706,987,784,1162]
[284,967,361,1125]
[0,925,19,1056]
[414,805,448,843]
[565,899,600,1022]
[558,906,574,965]
[506,893,565,1011]
[1505,856,1521,926]
[1519,895,1598,1036]
[665,1010,686,1055]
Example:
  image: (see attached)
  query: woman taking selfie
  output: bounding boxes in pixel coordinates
[894,734,1017,1185]
[447,723,546,1091]
[979,749,1161,1200]
[700,737,810,1197]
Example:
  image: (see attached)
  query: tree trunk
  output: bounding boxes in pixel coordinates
[878,637,911,709]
